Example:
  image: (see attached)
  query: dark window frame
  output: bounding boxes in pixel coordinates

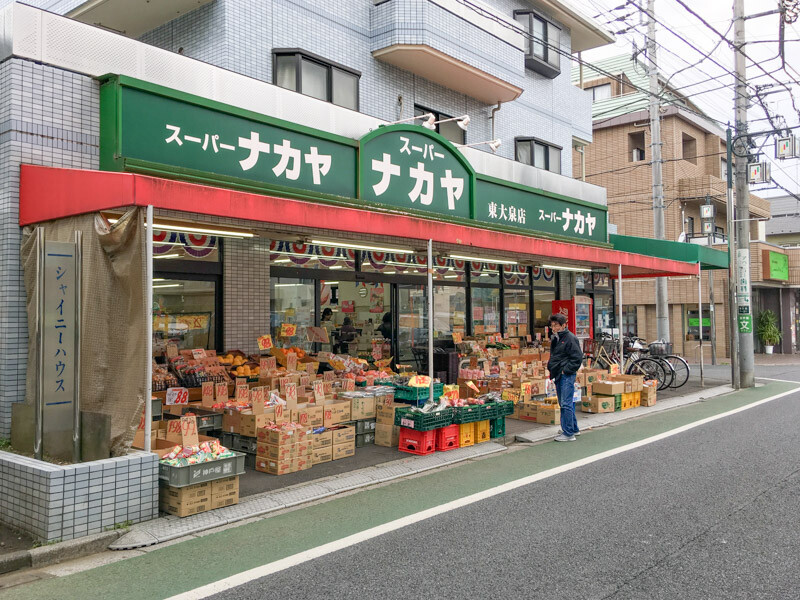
[272,48,361,111]
[514,136,562,174]
[513,10,561,78]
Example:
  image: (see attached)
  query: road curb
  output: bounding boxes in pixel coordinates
[0,530,125,575]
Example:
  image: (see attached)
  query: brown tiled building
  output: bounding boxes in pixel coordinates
[570,56,788,359]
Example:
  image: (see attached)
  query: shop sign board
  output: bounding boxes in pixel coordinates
[100,77,357,199]
[475,178,607,243]
[359,125,474,220]
[736,248,752,333]
[762,250,789,282]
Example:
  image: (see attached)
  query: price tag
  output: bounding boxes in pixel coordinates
[323,381,333,395]
[323,371,335,382]
[366,376,375,387]
[300,375,310,387]
[306,362,316,374]
[180,415,199,447]
[259,358,270,373]
[372,343,383,361]
[166,343,179,358]
[250,386,265,406]
[280,323,297,337]
[466,380,481,394]
[286,352,298,372]
[191,348,207,360]
[236,377,247,386]
[215,381,228,401]
[235,383,250,402]
[483,361,491,376]
[469,356,478,369]
[526,335,532,342]
[165,387,189,406]
[521,382,532,397]
[285,382,297,406]
[343,379,355,391]
[265,356,277,370]
[452,332,463,344]
[274,404,284,420]
[279,377,291,393]
[400,418,415,428]
[201,381,214,407]
[313,380,324,403]
[257,335,274,350]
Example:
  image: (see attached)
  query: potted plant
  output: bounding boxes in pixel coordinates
[756,310,782,354]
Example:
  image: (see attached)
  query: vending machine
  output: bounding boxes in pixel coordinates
[551,295,594,343]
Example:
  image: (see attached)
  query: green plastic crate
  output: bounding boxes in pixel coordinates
[393,406,453,431]
[393,382,444,406]
[494,401,515,418]
[451,404,495,424]
[490,417,506,439]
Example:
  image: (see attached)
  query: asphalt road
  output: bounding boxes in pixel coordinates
[209,375,800,600]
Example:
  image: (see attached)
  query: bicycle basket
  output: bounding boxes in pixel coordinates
[649,341,673,356]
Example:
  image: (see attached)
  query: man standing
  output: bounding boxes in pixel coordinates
[547,313,583,442]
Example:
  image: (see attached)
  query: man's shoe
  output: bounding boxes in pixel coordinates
[558,429,580,436]
[554,434,576,442]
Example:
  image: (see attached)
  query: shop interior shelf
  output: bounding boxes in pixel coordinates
[393,406,453,431]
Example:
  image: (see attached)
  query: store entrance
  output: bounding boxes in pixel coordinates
[397,283,427,371]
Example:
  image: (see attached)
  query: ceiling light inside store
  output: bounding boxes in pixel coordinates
[274,283,303,287]
[385,270,397,274]
[273,258,292,263]
[329,265,343,270]
[540,264,592,272]
[443,275,458,279]
[153,283,181,288]
[105,215,254,239]
[153,278,165,282]
[311,239,412,254]
[448,253,517,265]
[324,281,340,285]
[154,253,180,259]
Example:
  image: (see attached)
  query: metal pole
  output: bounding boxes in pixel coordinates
[708,267,716,365]
[618,264,624,369]
[35,227,45,461]
[427,239,434,399]
[647,0,670,342]
[734,0,754,387]
[726,129,740,389]
[73,230,82,463]
[698,271,704,387]
[145,206,154,452]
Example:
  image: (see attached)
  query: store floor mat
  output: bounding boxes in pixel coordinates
[110,442,506,550]
[514,383,733,444]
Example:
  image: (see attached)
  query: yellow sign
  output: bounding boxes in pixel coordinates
[280,323,298,337]
[257,335,274,350]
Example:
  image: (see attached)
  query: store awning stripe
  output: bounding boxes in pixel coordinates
[19,165,699,277]
[610,234,729,270]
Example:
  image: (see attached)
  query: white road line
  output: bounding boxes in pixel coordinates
[757,377,800,384]
[166,384,800,600]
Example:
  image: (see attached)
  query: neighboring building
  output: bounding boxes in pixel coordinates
[571,55,781,359]
[764,195,800,353]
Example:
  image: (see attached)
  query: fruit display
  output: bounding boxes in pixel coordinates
[159,439,236,466]
[153,361,179,391]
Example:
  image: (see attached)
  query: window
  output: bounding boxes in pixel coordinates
[270,277,315,352]
[514,11,560,78]
[588,83,612,101]
[720,157,728,179]
[414,106,465,145]
[685,216,694,235]
[682,133,697,165]
[622,305,638,337]
[515,138,561,174]
[628,131,645,162]
[686,306,710,341]
[273,49,360,111]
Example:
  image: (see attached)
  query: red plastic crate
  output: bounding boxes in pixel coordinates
[436,424,460,451]
[398,427,436,455]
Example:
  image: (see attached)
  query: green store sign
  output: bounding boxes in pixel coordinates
[766,251,789,281]
[99,75,607,245]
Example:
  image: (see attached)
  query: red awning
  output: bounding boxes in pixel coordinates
[19,165,699,277]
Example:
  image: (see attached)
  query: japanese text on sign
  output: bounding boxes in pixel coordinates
[166,387,189,406]
[43,241,77,408]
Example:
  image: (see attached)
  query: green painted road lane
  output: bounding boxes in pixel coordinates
[5,381,797,600]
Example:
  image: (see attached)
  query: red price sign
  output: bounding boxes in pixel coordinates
[279,377,291,393]
[191,348,207,360]
[280,323,297,337]
[257,335,274,350]
[305,362,316,374]
[300,375,310,387]
[201,381,214,407]
[166,387,189,406]
[260,358,270,372]
[286,352,298,372]
[344,379,355,392]
[366,376,375,387]
[235,384,250,401]
[236,377,247,386]
[323,371,335,382]
[285,382,297,406]
[313,380,324,403]
[215,382,228,401]
[179,415,199,447]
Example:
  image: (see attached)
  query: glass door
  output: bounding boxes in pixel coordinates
[397,284,428,372]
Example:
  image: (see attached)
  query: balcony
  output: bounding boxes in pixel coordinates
[370,0,524,104]
[67,0,214,38]
[678,175,771,219]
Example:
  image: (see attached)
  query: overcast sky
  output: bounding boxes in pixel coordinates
[563,0,800,198]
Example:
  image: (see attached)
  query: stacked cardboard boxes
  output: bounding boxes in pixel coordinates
[159,475,241,516]
[254,424,312,475]
[374,402,405,447]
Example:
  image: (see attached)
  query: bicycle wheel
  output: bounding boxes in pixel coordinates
[664,355,690,388]
[655,356,675,390]
[627,357,668,390]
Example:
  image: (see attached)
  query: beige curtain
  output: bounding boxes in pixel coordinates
[22,208,147,456]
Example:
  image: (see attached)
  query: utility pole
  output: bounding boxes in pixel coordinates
[734,0,755,388]
[647,0,670,342]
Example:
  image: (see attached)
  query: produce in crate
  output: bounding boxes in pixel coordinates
[160,439,236,467]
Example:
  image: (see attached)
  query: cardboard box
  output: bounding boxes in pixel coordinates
[582,369,608,384]
[292,404,324,428]
[238,406,288,437]
[159,482,211,517]
[592,381,626,396]
[516,402,538,422]
[330,424,356,445]
[295,441,313,456]
[332,440,355,460]
[296,455,313,471]
[256,442,296,461]
[210,491,239,509]
[323,400,351,427]
[349,395,376,420]
[614,374,644,393]
[581,396,615,413]
[536,404,560,425]
[211,476,238,497]
[255,456,297,475]
[312,429,333,449]
[256,425,308,446]
[374,423,400,447]
[312,446,333,464]
[640,393,657,407]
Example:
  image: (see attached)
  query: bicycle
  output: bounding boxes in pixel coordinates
[648,340,690,389]
[588,334,674,390]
